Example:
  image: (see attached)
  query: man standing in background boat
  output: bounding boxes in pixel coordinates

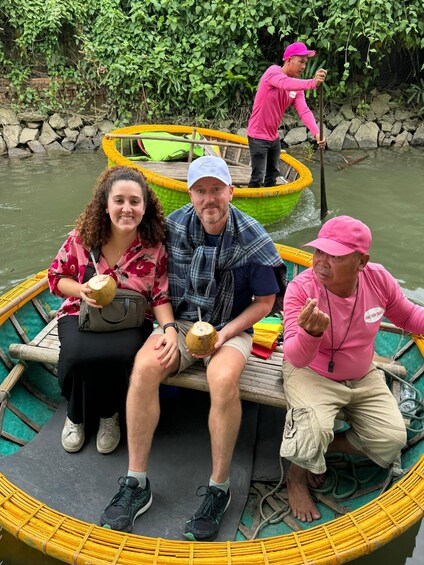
[281,216,424,522]
[100,156,287,540]
[247,41,327,188]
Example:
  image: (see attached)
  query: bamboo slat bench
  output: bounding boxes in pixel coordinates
[8,318,287,409]
[137,161,289,188]
[8,318,406,410]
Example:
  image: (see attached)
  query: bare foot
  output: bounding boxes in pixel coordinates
[307,471,326,489]
[287,464,321,522]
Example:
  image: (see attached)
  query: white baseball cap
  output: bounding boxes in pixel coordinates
[187,156,232,189]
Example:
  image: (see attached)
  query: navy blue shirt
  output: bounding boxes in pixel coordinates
[205,233,279,332]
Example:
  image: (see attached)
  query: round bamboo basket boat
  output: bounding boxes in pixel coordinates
[1,248,424,564]
[102,124,313,225]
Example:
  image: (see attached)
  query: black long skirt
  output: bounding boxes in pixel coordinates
[57,315,153,427]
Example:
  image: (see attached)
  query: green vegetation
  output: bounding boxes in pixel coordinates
[1,0,423,122]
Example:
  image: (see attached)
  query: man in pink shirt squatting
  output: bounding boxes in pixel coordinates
[247,41,327,188]
[281,216,424,522]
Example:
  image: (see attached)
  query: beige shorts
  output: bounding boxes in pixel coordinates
[152,320,252,373]
[281,361,407,474]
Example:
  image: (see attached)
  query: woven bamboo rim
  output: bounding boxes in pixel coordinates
[1,455,424,564]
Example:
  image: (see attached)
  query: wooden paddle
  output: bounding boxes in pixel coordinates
[318,85,328,220]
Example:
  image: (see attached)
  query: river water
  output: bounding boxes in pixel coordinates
[0,146,423,563]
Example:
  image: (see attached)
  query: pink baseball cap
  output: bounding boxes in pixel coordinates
[303,216,372,256]
[283,42,316,61]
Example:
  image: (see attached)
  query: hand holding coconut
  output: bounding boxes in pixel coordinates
[83,274,117,307]
[185,312,218,357]
[80,251,117,308]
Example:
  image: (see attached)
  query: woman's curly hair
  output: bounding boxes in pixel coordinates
[76,166,166,248]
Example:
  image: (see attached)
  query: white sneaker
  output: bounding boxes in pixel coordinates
[61,417,85,453]
[97,413,121,454]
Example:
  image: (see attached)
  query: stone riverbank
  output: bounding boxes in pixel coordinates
[0,91,423,158]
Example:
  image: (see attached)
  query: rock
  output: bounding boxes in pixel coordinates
[2,125,22,148]
[283,126,307,146]
[381,135,395,147]
[236,127,247,137]
[19,127,39,144]
[342,134,359,149]
[394,131,412,147]
[354,122,380,149]
[27,140,46,153]
[82,125,97,138]
[370,98,390,118]
[17,111,48,122]
[391,121,402,136]
[93,132,103,148]
[0,135,7,155]
[0,107,19,125]
[39,122,60,146]
[26,122,43,129]
[49,113,67,129]
[74,132,95,150]
[8,147,31,158]
[97,119,116,134]
[219,119,233,130]
[349,118,362,136]
[394,109,413,121]
[411,123,424,146]
[64,127,79,142]
[67,115,84,129]
[402,119,419,132]
[340,103,355,121]
[45,140,71,153]
[365,109,377,122]
[327,120,351,151]
[61,138,75,151]
[374,93,391,104]
[379,121,393,133]
[327,113,344,129]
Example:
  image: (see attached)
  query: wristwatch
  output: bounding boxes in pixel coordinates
[163,322,179,333]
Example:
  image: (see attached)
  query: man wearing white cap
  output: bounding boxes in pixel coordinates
[247,41,327,188]
[101,156,287,541]
[280,215,424,523]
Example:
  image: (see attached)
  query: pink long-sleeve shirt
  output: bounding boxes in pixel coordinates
[283,263,424,381]
[48,230,171,320]
[247,65,319,141]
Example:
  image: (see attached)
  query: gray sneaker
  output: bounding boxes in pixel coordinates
[100,476,152,532]
[61,417,85,453]
[97,413,120,454]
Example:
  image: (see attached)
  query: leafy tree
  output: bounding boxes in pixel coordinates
[0,0,422,120]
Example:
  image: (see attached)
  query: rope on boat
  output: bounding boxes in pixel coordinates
[248,456,290,540]
[384,367,424,433]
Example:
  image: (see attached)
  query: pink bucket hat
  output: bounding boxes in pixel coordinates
[303,216,372,256]
[283,42,316,61]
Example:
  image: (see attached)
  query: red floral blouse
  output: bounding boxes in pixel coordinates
[48,229,171,320]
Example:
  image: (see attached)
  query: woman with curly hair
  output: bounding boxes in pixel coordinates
[48,166,178,454]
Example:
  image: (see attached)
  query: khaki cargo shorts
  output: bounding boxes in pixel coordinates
[281,361,407,474]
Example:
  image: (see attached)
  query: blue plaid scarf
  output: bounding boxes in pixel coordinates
[166,204,286,328]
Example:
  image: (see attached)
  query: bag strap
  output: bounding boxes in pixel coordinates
[83,248,101,283]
